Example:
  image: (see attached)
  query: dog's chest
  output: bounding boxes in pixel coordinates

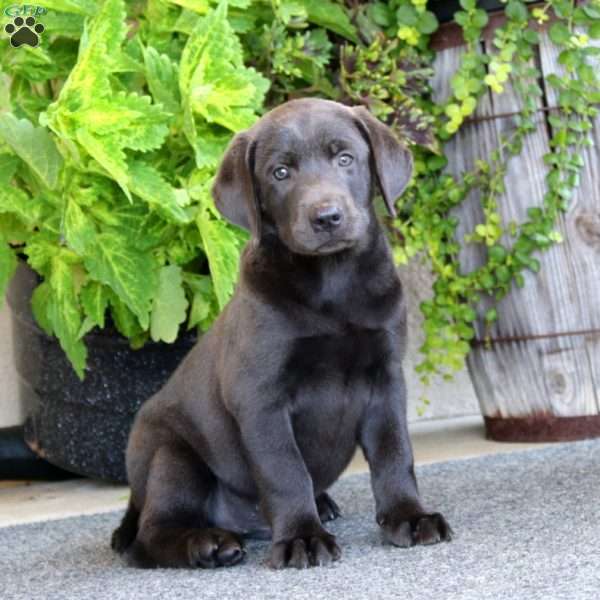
[283,327,392,489]
[284,326,392,389]
[282,326,393,431]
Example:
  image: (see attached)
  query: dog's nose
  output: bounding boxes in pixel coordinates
[310,205,343,233]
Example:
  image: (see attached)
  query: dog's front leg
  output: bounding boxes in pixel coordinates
[237,405,341,569]
[359,372,453,548]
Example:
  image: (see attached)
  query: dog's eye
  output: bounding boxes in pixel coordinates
[273,166,289,181]
[338,153,353,167]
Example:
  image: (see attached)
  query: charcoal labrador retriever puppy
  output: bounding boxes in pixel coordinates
[111,98,452,570]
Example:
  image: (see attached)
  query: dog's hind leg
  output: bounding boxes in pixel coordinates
[111,499,140,554]
[316,492,341,523]
[126,442,246,569]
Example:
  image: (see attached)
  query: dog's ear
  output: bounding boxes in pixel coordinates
[212,132,261,237]
[351,106,413,218]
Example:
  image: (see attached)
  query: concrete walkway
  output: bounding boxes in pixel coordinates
[0,415,549,527]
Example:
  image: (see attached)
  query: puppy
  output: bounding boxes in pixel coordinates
[111,98,452,569]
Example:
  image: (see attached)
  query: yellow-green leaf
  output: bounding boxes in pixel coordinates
[129,160,191,224]
[196,210,241,309]
[47,255,87,378]
[150,265,189,343]
[83,232,158,329]
[0,114,63,189]
[0,238,16,309]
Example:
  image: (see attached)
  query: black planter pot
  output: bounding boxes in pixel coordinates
[430,1,537,22]
[7,263,197,483]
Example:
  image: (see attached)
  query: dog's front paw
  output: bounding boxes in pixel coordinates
[268,528,341,569]
[379,511,453,548]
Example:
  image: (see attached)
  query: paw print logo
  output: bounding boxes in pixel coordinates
[5,16,44,48]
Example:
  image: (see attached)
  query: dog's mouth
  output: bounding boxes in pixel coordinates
[314,238,355,254]
[284,238,355,256]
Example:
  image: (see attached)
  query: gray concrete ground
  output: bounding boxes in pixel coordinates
[0,415,549,528]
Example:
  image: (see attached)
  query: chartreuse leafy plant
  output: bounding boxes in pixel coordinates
[0,0,270,377]
[1,0,598,393]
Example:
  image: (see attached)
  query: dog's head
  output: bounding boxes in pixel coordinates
[212,98,413,256]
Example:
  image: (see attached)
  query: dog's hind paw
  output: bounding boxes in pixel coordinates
[187,528,246,568]
[111,525,135,554]
[316,492,341,523]
[379,511,453,548]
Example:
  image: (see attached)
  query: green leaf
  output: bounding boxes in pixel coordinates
[24,235,58,277]
[302,0,358,42]
[369,2,392,27]
[73,93,170,153]
[150,265,189,343]
[29,281,53,336]
[417,11,438,35]
[41,12,86,38]
[48,0,126,109]
[514,272,525,288]
[107,290,144,339]
[528,258,541,273]
[180,0,269,151]
[495,265,511,283]
[76,128,130,200]
[0,238,16,309]
[523,29,540,45]
[142,46,180,113]
[196,210,241,309]
[505,1,528,23]
[35,0,99,16]
[426,155,448,171]
[583,5,600,19]
[0,114,63,190]
[589,22,600,39]
[166,0,210,12]
[79,280,109,334]
[83,232,158,328]
[189,122,232,169]
[472,9,489,28]
[396,5,418,26]
[128,160,191,224]
[0,186,41,226]
[549,22,571,45]
[184,272,215,330]
[488,244,507,262]
[0,154,19,186]
[47,255,87,378]
[64,197,96,254]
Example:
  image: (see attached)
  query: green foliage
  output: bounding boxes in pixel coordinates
[0,0,597,392]
[0,0,262,377]
[389,0,599,388]
[340,36,437,151]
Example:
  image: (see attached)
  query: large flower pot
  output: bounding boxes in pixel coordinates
[430,13,600,441]
[7,262,196,482]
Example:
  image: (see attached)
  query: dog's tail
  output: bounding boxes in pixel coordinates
[111,498,139,554]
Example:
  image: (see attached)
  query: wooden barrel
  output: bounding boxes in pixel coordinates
[430,16,600,441]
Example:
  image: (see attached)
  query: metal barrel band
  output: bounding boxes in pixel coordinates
[472,327,600,347]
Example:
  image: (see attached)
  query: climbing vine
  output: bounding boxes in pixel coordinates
[366,0,600,399]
